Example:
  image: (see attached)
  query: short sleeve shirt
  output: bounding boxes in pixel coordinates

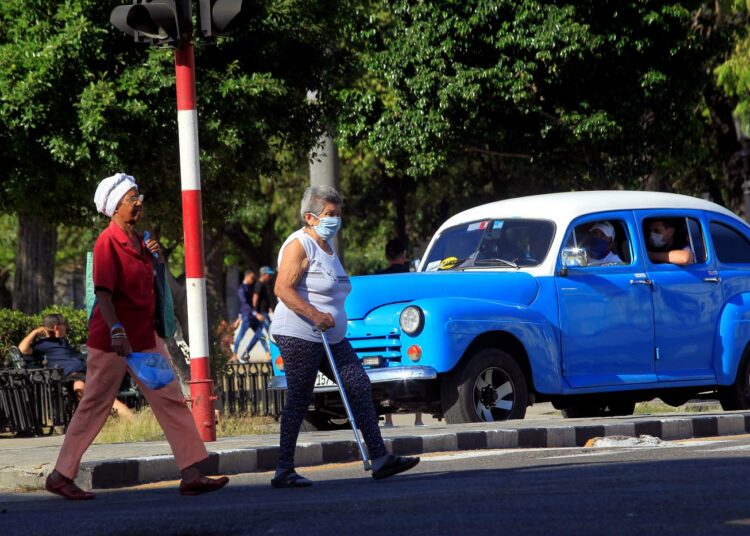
[253,281,274,315]
[88,221,156,352]
[32,338,85,376]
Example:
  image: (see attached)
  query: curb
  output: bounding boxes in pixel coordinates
[4,412,750,490]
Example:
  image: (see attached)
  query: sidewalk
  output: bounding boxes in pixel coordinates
[2,403,747,492]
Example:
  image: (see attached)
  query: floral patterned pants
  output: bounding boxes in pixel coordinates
[275,335,387,470]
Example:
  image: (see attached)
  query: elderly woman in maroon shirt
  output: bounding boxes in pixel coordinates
[45,173,228,500]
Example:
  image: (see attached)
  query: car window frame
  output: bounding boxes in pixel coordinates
[558,212,638,272]
[635,209,711,271]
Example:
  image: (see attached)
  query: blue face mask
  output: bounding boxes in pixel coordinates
[586,236,610,260]
[310,214,341,240]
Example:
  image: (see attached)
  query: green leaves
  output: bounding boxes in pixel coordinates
[335,2,733,195]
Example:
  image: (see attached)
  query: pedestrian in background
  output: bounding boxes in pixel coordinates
[45,173,228,500]
[269,185,419,487]
[376,238,410,274]
[232,269,268,362]
[253,266,276,350]
[19,314,133,419]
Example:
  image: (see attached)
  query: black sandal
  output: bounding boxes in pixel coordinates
[271,469,313,488]
[371,455,420,480]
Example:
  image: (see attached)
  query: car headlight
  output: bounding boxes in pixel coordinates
[399,306,424,335]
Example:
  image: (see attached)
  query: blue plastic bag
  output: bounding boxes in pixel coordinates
[126,352,175,390]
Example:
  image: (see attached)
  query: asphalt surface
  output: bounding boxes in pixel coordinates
[4,433,750,535]
[4,401,750,494]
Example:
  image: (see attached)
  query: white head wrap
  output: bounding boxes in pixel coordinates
[94,173,138,217]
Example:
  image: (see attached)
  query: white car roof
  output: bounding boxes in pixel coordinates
[420,190,746,275]
[438,190,742,231]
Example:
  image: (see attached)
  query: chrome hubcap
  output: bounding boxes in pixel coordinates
[472,366,514,421]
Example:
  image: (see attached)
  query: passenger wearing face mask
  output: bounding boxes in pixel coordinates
[269,185,419,488]
[646,219,694,266]
[584,221,623,266]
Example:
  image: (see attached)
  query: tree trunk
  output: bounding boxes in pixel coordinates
[204,227,226,333]
[13,212,57,314]
[395,177,407,246]
[0,267,12,308]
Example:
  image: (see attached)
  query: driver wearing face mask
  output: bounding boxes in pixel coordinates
[646,219,694,266]
[584,221,623,266]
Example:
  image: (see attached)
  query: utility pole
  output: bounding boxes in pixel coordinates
[307,90,342,253]
[110,0,252,441]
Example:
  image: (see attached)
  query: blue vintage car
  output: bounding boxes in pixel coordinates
[270,191,750,427]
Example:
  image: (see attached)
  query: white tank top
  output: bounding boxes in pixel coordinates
[270,229,352,343]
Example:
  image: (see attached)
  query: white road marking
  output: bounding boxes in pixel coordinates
[422,448,551,462]
[421,439,738,463]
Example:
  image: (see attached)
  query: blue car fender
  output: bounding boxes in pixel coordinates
[714,292,750,385]
[398,296,562,393]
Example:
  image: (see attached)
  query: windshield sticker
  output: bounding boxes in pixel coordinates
[467,221,489,232]
[439,257,459,270]
[492,221,504,229]
[425,260,441,271]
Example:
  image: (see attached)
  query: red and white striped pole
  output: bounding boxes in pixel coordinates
[175,41,216,442]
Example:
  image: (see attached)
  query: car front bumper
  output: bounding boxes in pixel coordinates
[268,365,438,393]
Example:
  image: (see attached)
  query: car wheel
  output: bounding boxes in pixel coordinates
[300,411,349,432]
[442,348,528,424]
[720,348,750,411]
[561,400,636,418]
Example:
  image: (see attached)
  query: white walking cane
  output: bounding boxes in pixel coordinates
[315,329,372,471]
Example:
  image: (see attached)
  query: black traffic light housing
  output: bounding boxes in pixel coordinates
[198,0,252,38]
[110,0,189,48]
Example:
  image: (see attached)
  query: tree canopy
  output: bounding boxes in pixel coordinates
[0,0,748,310]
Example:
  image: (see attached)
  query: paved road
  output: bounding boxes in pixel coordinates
[4,433,750,535]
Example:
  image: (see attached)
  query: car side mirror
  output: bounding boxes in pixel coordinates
[561,247,588,268]
[412,259,421,271]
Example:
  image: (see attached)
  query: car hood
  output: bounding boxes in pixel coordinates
[346,271,539,320]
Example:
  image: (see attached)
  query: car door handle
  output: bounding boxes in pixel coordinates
[629,279,652,286]
[703,276,721,283]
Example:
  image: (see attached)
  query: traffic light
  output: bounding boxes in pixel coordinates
[110,0,187,47]
[198,0,252,38]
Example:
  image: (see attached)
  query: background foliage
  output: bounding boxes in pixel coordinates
[1,0,750,336]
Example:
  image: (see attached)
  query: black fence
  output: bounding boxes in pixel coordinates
[0,361,283,436]
[220,362,284,418]
[0,368,75,436]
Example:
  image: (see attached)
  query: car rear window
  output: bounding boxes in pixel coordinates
[710,222,750,264]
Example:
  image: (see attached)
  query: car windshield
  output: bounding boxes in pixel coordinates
[422,219,555,271]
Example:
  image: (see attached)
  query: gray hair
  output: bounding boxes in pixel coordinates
[300,185,342,223]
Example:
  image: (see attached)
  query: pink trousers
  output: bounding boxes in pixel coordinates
[54,338,208,479]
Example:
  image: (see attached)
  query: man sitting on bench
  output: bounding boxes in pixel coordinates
[18,313,132,419]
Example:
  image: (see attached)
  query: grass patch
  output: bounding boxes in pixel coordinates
[93,408,278,444]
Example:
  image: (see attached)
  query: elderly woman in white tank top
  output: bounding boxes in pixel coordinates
[269,185,419,487]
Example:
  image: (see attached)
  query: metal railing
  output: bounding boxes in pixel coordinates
[0,368,75,436]
[220,362,284,417]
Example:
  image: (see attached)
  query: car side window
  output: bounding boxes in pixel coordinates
[565,219,630,266]
[709,221,750,264]
[642,216,706,264]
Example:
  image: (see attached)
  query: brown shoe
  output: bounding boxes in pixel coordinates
[179,475,229,496]
[45,470,95,500]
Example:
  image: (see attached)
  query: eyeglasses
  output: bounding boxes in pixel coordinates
[124,194,144,205]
